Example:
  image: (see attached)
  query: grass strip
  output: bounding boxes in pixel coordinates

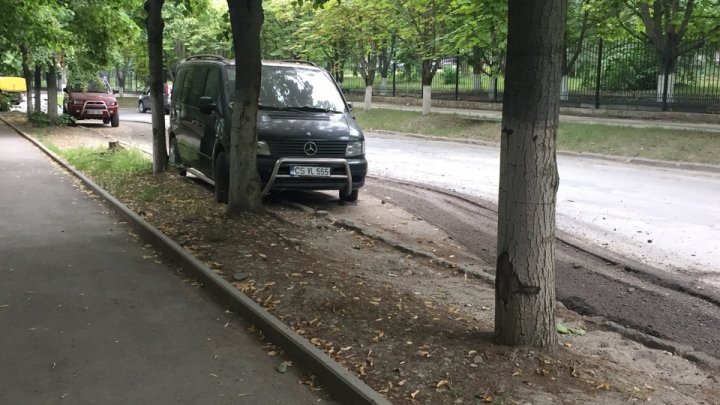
[354,109,720,165]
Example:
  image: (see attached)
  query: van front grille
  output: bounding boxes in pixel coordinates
[268,140,347,158]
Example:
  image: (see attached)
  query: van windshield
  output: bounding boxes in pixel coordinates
[225,65,346,113]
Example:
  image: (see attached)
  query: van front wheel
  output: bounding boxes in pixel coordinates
[340,189,358,203]
[214,151,229,204]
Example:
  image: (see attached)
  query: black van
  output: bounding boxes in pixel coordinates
[168,55,367,203]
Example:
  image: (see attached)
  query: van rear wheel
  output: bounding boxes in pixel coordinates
[214,151,229,204]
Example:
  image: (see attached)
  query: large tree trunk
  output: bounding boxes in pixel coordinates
[46,62,58,123]
[34,65,42,113]
[19,45,32,117]
[226,0,264,215]
[421,59,437,115]
[145,0,168,174]
[495,0,565,348]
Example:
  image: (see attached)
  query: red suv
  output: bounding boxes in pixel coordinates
[63,77,119,127]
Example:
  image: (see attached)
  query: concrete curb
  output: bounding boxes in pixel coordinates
[368,130,720,175]
[0,117,391,405]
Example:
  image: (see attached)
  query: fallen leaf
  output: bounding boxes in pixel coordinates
[556,322,571,334]
[277,361,292,373]
[596,383,611,390]
[436,380,451,389]
[410,390,420,399]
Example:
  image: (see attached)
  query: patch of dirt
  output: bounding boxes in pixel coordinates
[7,113,720,404]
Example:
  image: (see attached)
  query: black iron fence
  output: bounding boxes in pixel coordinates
[337,40,720,114]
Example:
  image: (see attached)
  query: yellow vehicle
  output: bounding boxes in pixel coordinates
[0,76,26,105]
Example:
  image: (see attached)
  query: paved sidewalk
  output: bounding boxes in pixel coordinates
[0,123,333,404]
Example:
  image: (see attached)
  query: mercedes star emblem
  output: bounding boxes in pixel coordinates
[303,141,318,156]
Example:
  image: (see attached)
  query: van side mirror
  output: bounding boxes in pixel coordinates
[199,97,217,115]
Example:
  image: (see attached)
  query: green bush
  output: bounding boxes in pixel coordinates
[441,67,457,85]
[0,93,11,112]
[29,112,51,127]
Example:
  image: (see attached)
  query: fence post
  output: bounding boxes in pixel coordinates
[392,62,397,97]
[594,39,603,109]
[455,55,460,100]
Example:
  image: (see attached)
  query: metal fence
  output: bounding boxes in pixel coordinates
[337,40,720,114]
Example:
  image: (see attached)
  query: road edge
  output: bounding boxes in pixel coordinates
[0,117,392,405]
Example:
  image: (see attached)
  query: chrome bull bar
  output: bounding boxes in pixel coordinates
[261,157,353,197]
[80,100,110,117]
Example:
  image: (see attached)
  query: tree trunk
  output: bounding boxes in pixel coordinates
[363,86,373,111]
[145,0,168,174]
[34,65,42,113]
[473,73,483,92]
[380,77,388,96]
[560,75,569,101]
[46,62,58,123]
[226,0,264,215]
[421,59,437,115]
[422,85,431,115]
[495,0,565,348]
[19,46,32,117]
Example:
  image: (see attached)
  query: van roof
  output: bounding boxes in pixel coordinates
[182,55,319,70]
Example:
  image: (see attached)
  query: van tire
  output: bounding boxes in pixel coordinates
[169,138,186,177]
[138,101,147,113]
[214,151,229,204]
[340,189,359,202]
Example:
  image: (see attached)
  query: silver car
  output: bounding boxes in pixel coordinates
[138,86,171,114]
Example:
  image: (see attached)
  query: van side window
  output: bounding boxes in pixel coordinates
[181,67,208,108]
[173,69,186,101]
[203,69,221,100]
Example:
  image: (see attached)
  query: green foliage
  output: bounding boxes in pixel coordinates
[28,112,52,127]
[56,114,75,125]
[60,146,152,191]
[576,42,657,91]
[0,92,11,111]
[441,67,457,85]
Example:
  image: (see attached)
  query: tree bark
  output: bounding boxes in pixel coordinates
[145,0,168,174]
[34,65,42,113]
[226,0,264,215]
[495,0,565,348]
[421,59,438,115]
[46,61,58,123]
[19,45,32,117]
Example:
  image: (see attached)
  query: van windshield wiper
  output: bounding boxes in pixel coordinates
[285,106,342,113]
[259,104,342,113]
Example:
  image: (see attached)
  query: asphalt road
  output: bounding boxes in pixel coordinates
[367,133,720,289]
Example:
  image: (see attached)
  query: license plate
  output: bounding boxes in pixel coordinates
[87,109,104,115]
[290,166,330,177]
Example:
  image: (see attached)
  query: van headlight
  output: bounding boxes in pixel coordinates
[257,140,270,156]
[346,141,364,157]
